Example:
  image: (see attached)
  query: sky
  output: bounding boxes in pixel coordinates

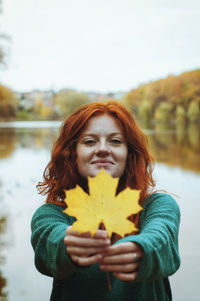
[0,0,200,93]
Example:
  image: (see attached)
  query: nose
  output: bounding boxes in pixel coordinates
[94,140,110,155]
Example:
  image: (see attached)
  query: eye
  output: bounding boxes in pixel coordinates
[110,138,122,144]
[84,139,96,145]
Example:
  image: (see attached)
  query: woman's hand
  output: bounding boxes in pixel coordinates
[64,227,111,266]
[99,242,143,281]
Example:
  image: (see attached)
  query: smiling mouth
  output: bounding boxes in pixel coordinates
[91,160,113,166]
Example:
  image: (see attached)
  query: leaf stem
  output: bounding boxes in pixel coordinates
[106,272,112,291]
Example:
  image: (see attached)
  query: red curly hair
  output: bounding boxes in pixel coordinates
[37,101,155,206]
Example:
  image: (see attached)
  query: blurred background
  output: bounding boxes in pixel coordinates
[0,0,200,300]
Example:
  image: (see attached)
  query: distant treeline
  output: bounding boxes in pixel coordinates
[0,86,90,121]
[125,69,200,124]
[0,69,200,122]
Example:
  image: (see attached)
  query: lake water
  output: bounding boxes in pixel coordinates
[0,121,199,301]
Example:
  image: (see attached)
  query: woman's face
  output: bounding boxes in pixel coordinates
[76,114,128,178]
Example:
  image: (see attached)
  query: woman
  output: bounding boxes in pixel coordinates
[31,101,180,301]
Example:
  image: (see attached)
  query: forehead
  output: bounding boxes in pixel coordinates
[82,114,123,135]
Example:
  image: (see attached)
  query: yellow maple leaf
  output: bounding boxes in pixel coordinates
[63,169,142,238]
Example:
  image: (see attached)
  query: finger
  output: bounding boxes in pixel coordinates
[71,254,103,266]
[80,230,109,239]
[113,272,138,282]
[100,262,139,273]
[66,226,80,236]
[66,227,109,239]
[93,230,109,239]
[100,253,140,264]
[66,227,93,237]
[64,235,110,248]
[66,228,92,238]
[67,246,109,256]
[133,252,142,263]
[103,242,137,255]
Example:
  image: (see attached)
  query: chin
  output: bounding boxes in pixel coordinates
[88,167,109,178]
[88,169,101,178]
[86,167,120,178]
[98,167,116,178]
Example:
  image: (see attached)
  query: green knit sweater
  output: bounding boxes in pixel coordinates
[31,193,180,301]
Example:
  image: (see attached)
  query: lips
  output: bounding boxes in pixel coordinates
[91,159,114,166]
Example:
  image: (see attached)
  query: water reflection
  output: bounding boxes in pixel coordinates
[145,122,200,173]
[187,123,199,151]
[0,215,8,298]
[0,271,7,299]
[0,127,59,158]
[0,129,18,159]
[0,122,199,173]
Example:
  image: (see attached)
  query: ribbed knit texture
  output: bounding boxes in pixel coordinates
[31,193,180,301]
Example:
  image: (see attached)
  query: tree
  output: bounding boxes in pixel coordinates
[54,89,89,117]
[187,101,200,122]
[154,102,174,122]
[0,84,19,119]
[138,101,153,124]
[33,98,53,119]
[175,105,186,123]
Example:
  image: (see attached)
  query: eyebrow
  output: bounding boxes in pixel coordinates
[81,132,123,137]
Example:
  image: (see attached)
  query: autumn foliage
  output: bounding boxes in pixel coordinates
[0,84,18,119]
[125,69,200,123]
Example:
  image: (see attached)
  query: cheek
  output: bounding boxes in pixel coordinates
[76,150,86,177]
[76,145,91,165]
[118,147,128,163]
[76,145,82,169]
[120,150,128,173]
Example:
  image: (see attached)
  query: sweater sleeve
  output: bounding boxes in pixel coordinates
[31,203,81,279]
[115,193,181,282]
